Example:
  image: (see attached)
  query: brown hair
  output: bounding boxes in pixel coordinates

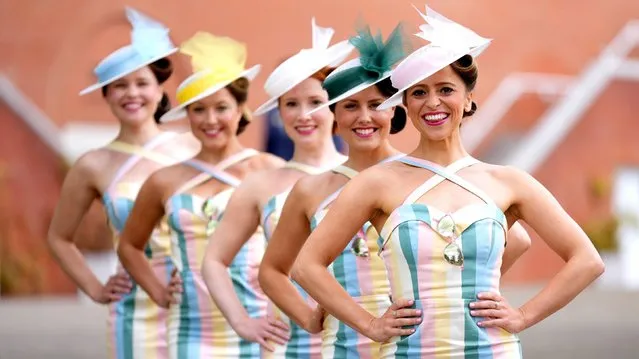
[372,77,406,134]
[226,77,251,135]
[312,67,337,133]
[101,58,173,123]
[450,55,478,117]
[310,66,335,82]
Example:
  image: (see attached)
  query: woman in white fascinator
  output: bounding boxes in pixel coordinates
[292,6,603,358]
[200,18,353,358]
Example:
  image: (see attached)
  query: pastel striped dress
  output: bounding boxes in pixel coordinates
[164,149,268,358]
[260,161,339,359]
[102,132,184,359]
[310,153,404,359]
[377,156,522,358]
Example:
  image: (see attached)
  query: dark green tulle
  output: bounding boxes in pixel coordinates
[323,23,410,100]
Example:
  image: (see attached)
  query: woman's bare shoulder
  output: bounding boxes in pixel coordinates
[246,152,286,171]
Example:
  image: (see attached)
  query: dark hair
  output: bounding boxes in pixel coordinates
[226,77,251,135]
[312,67,338,134]
[101,58,174,123]
[450,55,478,117]
[374,77,407,134]
[328,77,406,134]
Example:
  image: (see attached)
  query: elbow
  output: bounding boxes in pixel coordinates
[46,231,57,252]
[257,265,270,294]
[575,250,605,282]
[200,254,226,284]
[46,230,68,260]
[46,228,64,250]
[200,255,213,282]
[116,241,124,258]
[290,260,314,289]
[520,233,532,253]
[292,249,328,289]
[588,254,606,279]
[116,241,132,266]
[257,261,280,297]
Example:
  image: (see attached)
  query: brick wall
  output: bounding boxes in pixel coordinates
[502,80,639,283]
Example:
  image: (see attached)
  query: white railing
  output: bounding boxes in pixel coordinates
[462,73,574,152]
[0,75,61,153]
[503,20,639,172]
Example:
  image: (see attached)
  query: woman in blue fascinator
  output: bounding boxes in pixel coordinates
[48,7,199,359]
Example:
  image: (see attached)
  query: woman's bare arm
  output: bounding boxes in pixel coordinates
[292,169,421,341]
[258,177,321,332]
[201,170,289,350]
[117,170,173,307]
[472,167,604,333]
[48,153,128,303]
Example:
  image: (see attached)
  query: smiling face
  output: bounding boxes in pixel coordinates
[103,66,163,126]
[277,77,334,147]
[404,65,473,142]
[185,87,243,151]
[333,84,395,151]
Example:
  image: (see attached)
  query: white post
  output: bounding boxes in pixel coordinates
[611,168,639,289]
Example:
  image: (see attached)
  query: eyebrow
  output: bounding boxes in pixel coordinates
[191,100,228,107]
[410,81,457,89]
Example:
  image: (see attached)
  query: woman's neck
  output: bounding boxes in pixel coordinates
[289,139,345,168]
[115,119,163,146]
[195,137,245,165]
[411,130,469,166]
[342,141,401,172]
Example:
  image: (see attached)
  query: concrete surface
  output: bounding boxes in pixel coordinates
[0,286,637,358]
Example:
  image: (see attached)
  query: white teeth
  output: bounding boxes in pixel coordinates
[296,126,315,132]
[124,103,141,110]
[424,113,448,121]
[204,129,220,135]
[354,128,375,136]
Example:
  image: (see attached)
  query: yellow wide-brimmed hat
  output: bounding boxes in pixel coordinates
[160,32,261,122]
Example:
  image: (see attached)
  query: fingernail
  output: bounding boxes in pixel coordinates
[470,311,477,315]
[408,300,414,305]
[469,303,475,308]
[411,329,416,333]
[477,322,483,327]
[416,310,422,315]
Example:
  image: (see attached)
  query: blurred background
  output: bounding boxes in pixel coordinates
[1,0,638,357]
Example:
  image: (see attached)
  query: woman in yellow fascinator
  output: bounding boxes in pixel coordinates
[117,31,284,358]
